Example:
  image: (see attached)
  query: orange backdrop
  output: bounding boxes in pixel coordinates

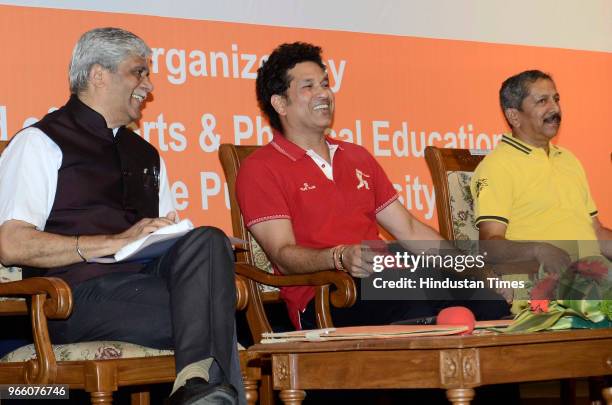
[1,5,610,234]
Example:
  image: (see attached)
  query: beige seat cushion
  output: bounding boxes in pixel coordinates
[1,341,245,363]
[1,341,174,362]
[0,265,24,302]
[0,265,22,283]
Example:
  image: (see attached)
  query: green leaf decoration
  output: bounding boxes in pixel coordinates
[503,309,565,333]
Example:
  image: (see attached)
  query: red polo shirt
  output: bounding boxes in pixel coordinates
[236,133,398,328]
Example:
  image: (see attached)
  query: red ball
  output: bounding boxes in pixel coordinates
[436,306,476,335]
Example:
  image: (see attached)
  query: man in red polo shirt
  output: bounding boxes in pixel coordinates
[236,42,509,330]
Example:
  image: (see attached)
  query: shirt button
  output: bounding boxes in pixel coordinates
[322,164,326,168]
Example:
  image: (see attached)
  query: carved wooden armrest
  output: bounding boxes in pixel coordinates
[235,262,357,337]
[235,275,249,311]
[235,262,356,308]
[0,277,72,319]
[0,277,73,384]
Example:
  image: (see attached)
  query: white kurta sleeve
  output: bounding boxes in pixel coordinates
[158,156,178,219]
[0,127,62,230]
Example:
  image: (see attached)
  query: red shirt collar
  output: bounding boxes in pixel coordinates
[270,130,344,162]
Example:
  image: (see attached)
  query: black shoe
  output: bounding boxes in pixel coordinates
[169,377,238,405]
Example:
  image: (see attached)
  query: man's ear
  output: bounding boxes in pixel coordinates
[504,108,520,128]
[88,64,106,89]
[271,94,287,116]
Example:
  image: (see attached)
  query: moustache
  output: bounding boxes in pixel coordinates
[543,113,562,124]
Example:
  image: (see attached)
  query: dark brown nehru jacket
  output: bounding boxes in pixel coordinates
[23,95,160,286]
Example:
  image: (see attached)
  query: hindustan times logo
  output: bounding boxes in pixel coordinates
[372,252,486,273]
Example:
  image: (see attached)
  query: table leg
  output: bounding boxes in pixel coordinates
[243,377,259,405]
[446,388,475,405]
[602,387,612,405]
[279,389,306,405]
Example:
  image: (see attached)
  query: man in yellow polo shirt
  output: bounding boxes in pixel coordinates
[471,70,611,273]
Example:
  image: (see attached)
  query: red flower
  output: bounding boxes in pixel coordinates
[531,275,558,300]
[575,260,608,281]
[530,300,549,312]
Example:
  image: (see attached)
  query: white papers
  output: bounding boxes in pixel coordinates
[258,320,514,343]
[89,219,194,263]
[89,219,248,263]
[259,325,469,343]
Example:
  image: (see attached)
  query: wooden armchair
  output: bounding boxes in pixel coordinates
[423,145,607,404]
[0,254,251,405]
[218,143,357,342]
[0,139,258,404]
[218,143,358,404]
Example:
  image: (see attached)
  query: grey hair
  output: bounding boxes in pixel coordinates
[499,70,553,111]
[69,27,151,94]
[499,70,553,127]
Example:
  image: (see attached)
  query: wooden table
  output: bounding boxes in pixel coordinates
[248,328,612,404]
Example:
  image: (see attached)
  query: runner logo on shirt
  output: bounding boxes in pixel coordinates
[356,169,370,190]
[300,183,316,191]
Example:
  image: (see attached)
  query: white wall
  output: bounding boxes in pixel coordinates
[2,0,611,52]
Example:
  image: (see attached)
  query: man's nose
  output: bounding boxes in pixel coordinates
[141,75,154,93]
[550,98,560,112]
[315,86,332,100]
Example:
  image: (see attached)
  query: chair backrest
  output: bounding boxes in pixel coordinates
[218,144,279,302]
[424,146,485,241]
[219,143,360,343]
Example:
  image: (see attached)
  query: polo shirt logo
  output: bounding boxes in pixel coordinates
[475,178,488,198]
[356,169,370,190]
[300,183,316,191]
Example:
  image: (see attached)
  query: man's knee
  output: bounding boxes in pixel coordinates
[182,226,235,282]
[177,226,233,260]
[187,226,231,248]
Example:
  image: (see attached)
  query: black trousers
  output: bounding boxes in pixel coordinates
[48,227,244,400]
[301,275,510,329]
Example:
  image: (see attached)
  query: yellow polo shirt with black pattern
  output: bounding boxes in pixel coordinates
[471,134,598,257]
